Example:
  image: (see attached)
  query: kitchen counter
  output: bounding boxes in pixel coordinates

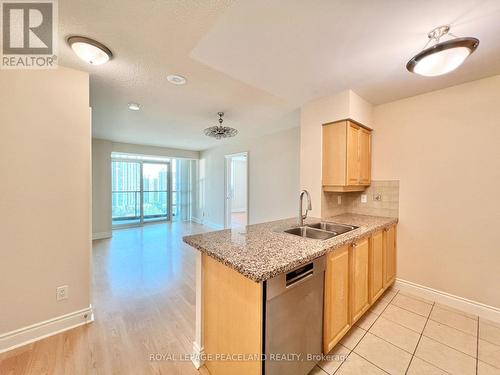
[183,213,398,282]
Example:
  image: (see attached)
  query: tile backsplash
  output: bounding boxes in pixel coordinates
[322,180,399,218]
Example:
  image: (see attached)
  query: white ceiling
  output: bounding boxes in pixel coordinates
[59,0,500,151]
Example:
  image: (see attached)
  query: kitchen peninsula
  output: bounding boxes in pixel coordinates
[183,213,398,375]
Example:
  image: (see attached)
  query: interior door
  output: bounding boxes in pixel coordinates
[224,156,232,228]
[142,162,170,222]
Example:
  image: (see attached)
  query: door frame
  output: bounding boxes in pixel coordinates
[224,152,249,229]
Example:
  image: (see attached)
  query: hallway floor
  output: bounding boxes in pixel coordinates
[0,221,210,375]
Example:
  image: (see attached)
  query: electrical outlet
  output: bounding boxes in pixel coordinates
[337,196,342,205]
[361,194,368,203]
[56,285,68,301]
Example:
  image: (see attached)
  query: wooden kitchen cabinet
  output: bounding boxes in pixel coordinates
[383,225,397,287]
[323,225,397,353]
[369,230,385,303]
[349,238,370,324]
[323,246,350,353]
[323,119,372,192]
[359,128,371,184]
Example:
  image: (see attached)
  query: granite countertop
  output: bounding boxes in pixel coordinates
[183,213,398,283]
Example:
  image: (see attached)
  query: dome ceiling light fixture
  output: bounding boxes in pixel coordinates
[67,36,113,65]
[406,25,479,77]
[204,112,238,139]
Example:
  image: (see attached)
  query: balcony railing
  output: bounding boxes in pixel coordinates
[112,191,169,224]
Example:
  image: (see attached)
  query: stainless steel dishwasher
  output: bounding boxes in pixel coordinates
[264,256,325,375]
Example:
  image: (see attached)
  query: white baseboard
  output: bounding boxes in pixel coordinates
[395,278,500,323]
[0,305,94,354]
[204,220,224,230]
[92,231,111,240]
[191,218,224,230]
[192,341,205,369]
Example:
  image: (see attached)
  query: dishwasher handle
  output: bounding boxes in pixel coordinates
[286,262,314,287]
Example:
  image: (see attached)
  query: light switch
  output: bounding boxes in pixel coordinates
[361,194,368,203]
[337,196,342,205]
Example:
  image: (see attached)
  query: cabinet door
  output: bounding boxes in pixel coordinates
[322,122,347,186]
[359,129,371,185]
[346,122,360,185]
[350,238,370,323]
[383,225,397,287]
[369,231,384,303]
[323,246,350,353]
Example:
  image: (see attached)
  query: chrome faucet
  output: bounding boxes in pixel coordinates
[298,190,312,226]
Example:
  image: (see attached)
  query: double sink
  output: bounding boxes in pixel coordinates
[284,222,358,240]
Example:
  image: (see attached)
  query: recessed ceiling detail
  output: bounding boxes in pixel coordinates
[128,102,141,111]
[406,25,479,77]
[167,74,187,85]
[59,0,500,150]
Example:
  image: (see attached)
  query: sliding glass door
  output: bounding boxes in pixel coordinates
[112,160,141,225]
[142,162,170,222]
[112,159,171,227]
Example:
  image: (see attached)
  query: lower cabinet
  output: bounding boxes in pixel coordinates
[323,224,397,353]
[349,238,370,324]
[383,225,397,287]
[369,230,385,303]
[323,245,350,353]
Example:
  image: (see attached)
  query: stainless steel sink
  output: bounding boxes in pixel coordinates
[283,226,337,240]
[306,222,358,234]
[283,222,358,240]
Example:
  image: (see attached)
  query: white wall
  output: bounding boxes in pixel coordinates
[92,139,113,238]
[196,127,300,227]
[0,67,91,337]
[91,139,199,237]
[372,75,500,308]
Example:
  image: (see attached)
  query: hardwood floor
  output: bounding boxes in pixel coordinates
[0,221,211,375]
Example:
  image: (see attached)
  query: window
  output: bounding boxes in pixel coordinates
[112,160,141,224]
[111,153,194,227]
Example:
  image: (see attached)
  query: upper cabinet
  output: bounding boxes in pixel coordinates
[322,119,372,192]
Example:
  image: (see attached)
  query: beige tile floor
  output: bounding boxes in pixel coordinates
[310,288,500,375]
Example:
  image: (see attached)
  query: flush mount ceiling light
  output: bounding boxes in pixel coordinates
[128,102,140,111]
[167,74,187,85]
[406,25,479,77]
[204,112,238,139]
[67,36,113,65]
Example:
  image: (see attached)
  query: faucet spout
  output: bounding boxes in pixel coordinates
[298,190,312,226]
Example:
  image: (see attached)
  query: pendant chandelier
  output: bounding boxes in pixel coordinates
[406,25,479,77]
[204,112,238,139]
